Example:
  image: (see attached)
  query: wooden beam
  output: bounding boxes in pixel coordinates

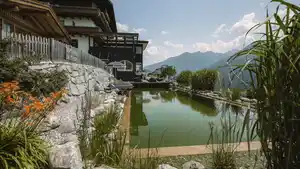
[29,16,46,33]
[0,9,43,35]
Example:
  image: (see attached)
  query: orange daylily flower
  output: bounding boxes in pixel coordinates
[23,105,32,118]
[44,97,53,104]
[29,96,36,101]
[5,95,15,103]
[0,82,19,91]
[33,101,44,111]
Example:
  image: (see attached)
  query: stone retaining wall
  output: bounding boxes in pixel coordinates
[30,62,123,169]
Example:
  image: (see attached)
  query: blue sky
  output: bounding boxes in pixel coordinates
[112,0,298,66]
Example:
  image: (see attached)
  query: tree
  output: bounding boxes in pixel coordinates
[160,66,176,79]
[176,70,192,86]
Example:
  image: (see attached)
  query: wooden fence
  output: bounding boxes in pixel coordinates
[1,31,107,69]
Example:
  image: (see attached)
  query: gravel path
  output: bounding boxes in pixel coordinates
[158,150,266,169]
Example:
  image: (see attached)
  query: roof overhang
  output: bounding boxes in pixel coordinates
[65,26,102,35]
[0,0,71,43]
[138,40,149,51]
[94,0,117,32]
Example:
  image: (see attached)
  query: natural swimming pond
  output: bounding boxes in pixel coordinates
[129,89,256,148]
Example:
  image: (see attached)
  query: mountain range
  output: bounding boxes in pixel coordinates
[144,51,231,73]
[144,50,255,89]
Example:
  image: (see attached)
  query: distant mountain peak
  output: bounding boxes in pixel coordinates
[144,50,229,73]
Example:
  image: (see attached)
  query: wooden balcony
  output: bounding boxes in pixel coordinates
[52,5,112,32]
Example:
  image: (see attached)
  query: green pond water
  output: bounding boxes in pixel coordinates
[130,89,256,148]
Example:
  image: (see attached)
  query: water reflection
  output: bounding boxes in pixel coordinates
[176,93,218,116]
[149,90,159,95]
[191,95,218,116]
[130,90,256,148]
[130,90,247,137]
[159,91,176,102]
[176,92,191,106]
[142,98,151,104]
[130,91,148,136]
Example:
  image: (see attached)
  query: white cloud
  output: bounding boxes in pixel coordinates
[230,13,258,35]
[193,34,255,53]
[144,41,186,65]
[192,12,260,53]
[133,28,147,34]
[161,30,169,35]
[212,24,227,37]
[163,41,184,48]
[117,22,147,35]
[116,22,129,32]
[144,45,170,65]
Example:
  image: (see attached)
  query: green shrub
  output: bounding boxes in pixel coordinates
[19,70,68,96]
[231,88,241,101]
[93,105,120,136]
[0,40,68,96]
[176,70,192,86]
[191,69,219,90]
[0,121,48,169]
[160,66,176,78]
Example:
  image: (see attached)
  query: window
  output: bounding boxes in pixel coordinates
[71,39,78,48]
[136,46,142,54]
[136,63,142,71]
[3,22,12,38]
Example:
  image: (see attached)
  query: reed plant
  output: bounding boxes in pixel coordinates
[208,111,241,169]
[78,92,161,169]
[229,0,300,168]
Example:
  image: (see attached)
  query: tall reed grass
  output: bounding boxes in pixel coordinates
[229,0,300,168]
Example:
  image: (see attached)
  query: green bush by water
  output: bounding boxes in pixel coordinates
[176,70,192,86]
[191,69,219,91]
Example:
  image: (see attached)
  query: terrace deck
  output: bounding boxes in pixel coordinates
[131,82,170,89]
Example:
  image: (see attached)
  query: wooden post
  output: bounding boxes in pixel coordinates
[0,18,3,39]
[50,38,54,61]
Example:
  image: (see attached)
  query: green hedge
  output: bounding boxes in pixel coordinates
[176,70,192,86]
[191,69,219,90]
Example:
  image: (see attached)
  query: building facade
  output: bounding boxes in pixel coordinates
[1,0,148,82]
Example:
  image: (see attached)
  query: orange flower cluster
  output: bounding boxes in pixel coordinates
[0,81,67,119]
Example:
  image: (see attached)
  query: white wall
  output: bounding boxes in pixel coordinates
[59,17,96,53]
[71,35,94,53]
[60,17,97,27]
